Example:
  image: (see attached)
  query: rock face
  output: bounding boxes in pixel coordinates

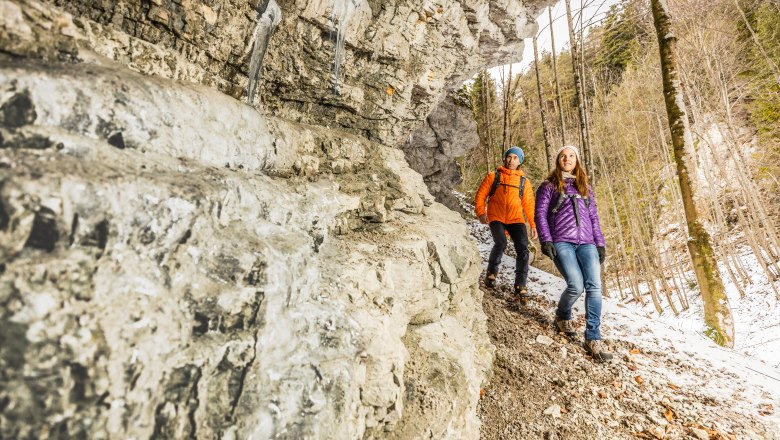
[401,92,480,211]
[31,0,548,147]
[0,0,548,438]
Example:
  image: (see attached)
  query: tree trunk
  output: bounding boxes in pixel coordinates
[481,71,496,168]
[651,0,734,347]
[549,6,567,146]
[501,63,513,150]
[564,0,591,162]
[579,2,594,175]
[533,35,554,172]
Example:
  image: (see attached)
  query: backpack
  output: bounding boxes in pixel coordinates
[550,182,590,226]
[488,168,527,200]
[550,188,590,213]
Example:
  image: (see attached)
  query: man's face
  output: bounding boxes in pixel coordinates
[504,153,521,170]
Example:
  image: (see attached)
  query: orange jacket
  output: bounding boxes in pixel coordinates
[475,166,536,227]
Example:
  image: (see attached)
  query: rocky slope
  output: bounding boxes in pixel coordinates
[479,287,778,440]
[468,218,780,440]
[0,0,553,438]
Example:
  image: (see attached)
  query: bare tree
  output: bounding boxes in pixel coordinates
[549,6,567,146]
[533,35,555,171]
[651,0,734,347]
[564,0,592,169]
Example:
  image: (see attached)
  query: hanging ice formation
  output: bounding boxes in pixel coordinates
[245,0,282,105]
[330,0,362,95]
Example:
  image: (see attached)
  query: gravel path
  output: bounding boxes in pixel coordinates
[476,283,778,439]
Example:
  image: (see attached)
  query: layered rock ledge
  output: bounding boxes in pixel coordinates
[0,0,550,438]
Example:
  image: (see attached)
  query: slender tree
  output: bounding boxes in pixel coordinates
[565,0,592,167]
[549,6,567,145]
[651,0,734,347]
[533,35,555,171]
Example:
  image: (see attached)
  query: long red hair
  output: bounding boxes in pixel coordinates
[546,149,589,197]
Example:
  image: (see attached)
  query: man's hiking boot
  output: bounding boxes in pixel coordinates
[510,285,530,305]
[554,317,577,338]
[584,339,614,363]
[484,272,497,288]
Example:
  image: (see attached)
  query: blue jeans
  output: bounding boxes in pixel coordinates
[553,242,603,340]
[487,221,529,287]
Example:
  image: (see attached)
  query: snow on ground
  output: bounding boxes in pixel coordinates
[469,216,780,431]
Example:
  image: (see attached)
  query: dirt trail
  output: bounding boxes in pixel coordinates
[476,281,776,440]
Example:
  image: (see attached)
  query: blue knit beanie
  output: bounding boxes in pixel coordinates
[504,146,524,164]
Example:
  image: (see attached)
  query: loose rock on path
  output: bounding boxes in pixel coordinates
[476,283,777,439]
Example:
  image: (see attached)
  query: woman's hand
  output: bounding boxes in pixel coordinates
[479,214,488,224]
[541,241,556,260]
[597,246,606,264]
[530,227,538,241]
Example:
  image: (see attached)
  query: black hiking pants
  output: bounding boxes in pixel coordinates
[487,221,529,288]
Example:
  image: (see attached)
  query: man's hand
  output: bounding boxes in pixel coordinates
[597,246,606,264]
[530,226,538,241]
[478,214,488,224]
[541,241,556,260]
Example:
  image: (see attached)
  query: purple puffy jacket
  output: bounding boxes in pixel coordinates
[535,179,606,247]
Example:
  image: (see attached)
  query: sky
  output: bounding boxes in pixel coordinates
[490,0,622,78]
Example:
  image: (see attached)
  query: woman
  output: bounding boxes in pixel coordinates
[535,145,612,362]
[474,146,537,302]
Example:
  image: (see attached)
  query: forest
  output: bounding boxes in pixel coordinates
[458,0,780,347]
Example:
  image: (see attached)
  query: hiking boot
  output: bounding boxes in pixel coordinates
[510,285,530,304]
[554,317,577,338]
[584,339,614,362]
[484,272,497,288]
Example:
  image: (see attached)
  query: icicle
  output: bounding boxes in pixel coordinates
[330,0,362,95]
[245,0,282,105]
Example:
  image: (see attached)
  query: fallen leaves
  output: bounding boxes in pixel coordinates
[664,407,674,422]
[686,424,737,440]
[634,375,644,385]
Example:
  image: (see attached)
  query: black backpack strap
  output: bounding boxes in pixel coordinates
[491,171,529,201]
[488,168,501,197]
[518,176,526,199]
[551,189,567,213]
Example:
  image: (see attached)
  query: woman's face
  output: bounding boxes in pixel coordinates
[558,148,577,173]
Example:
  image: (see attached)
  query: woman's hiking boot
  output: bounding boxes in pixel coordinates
[584,339,614,363]
[511,285,530,305]
[484,272,497,288]
[554,317,577,338]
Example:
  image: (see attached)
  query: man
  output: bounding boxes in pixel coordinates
[474,146,537,302]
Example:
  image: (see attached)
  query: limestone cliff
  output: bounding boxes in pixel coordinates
[0,0,548,438]
[401,91,479,212]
